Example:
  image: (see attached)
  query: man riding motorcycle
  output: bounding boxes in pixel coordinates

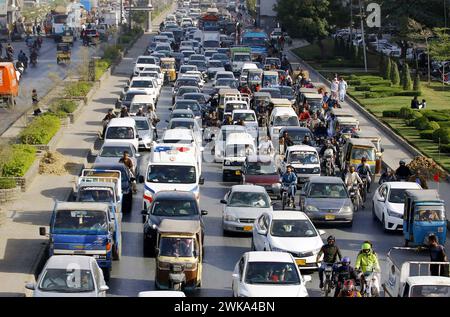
[337,280,362,297]
[355,242,381,296]
[395,159,412,180]
[316,235,342,289]
[319,140,336,175]
[356,157,372,193]
[333,256,358,297]
[345,165,364,209]
[281,165,297,207]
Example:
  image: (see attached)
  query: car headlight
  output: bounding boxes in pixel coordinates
[387,209,403,218]
[224,214,238,222]
[224,160,231,165]
[305,205,319,212]
[341,205,353,213]
[312,167,320,173]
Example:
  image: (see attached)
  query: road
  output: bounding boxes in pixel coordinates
[0,37,100,136]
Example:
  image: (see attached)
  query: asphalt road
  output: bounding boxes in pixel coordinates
[105,81,410,297]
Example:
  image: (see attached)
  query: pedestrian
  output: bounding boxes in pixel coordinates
[419,99,427,109]
[427,234,450,277]
[31,89,41,116]
[36,24,41,35]
[411,96,420,109]
[101,109,116,139]
[330,77,339,100]
[338,77,348,102]
[32,24,36,35]
[409,169,428,189]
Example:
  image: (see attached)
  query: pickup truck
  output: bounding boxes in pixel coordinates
[40,201,122,281]
[382,247,450,297]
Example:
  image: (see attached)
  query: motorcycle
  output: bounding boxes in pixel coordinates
[169,263,186,291]
[323,155,335,176]
[360,270,380,297]
[281,184,295,210]
[322,263,336,297]
[30,57,37,67]
[349,184,361,211]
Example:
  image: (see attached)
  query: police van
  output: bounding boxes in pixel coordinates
[139,143,204,211]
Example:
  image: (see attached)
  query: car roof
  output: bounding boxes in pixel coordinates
[163,128,194,139]
[346,138,376,147]
[158,219,201,234]
[171,109,195,114]
[232,109,255,114]
[279,127,311,133]
[154,190,196,200]
[220,125,246,132]
[247,251,293,263]
[108,117,136,127]
[287,145,317,152]
[385,182,422,189]
[271,107,297,115]
[55,201,110,212]
[101,141,134,148]
[270,210,309,220]
[45,255,93,270]
[169,117,195,123]
[309,176,344,184]
[231,184,267,193]
[132,116,150,122]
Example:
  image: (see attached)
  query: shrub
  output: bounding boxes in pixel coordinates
[103,45,122,63]
[19,114,61,145]
[428,121,441,131]
[440,144,450,154]
[399,107,415,119]
[419,130,435,140]
[382,110,400,118]
[383,57,391,80]
[390,61,400,85]
[64,81,93,97]
[1,145,36,177]
[413,116,430,130]
[347,80,362,85]
[378,55,385,76]
[394,91,422,97]
[355,85,371,91]
[421,110,450,122]
[401,63,413,90]
[432,128,450,144]
[0,178,16,189]
[95,59,111,80]
[413,72,421,91]
[119,35,133,44]
[53,99,77,114]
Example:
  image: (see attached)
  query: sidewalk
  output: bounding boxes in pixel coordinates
[0,5,175,296]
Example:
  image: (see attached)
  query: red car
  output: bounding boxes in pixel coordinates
[242,158,281,198]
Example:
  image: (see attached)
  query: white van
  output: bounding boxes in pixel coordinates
[214,125,247,162]
[140,144,204,211]
[161,128,203,172]
[224,100,249,118]
[231,109,258,139]
[104,118,140,151]
[129,95,154,115]
[269,107,300,140]
[281,145,321,185]
[222,132,256,181]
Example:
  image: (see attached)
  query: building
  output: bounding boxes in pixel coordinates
[256,0,277,32]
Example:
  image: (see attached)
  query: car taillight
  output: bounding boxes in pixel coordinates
[177,147,190,152]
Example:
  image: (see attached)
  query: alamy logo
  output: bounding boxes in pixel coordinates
[366,3,381,28]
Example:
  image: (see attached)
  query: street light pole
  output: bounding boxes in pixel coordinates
[358,0,368,72]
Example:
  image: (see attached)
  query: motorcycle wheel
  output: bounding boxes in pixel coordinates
[324,279,331,297]
[281,193,287,210]
[173,283,182,291]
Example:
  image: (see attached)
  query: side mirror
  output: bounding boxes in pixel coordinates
[138,175,145,183]
[199,177,205,185]
[39,227,46,236]
[220,199,227,204]
[303,275,312,283]
[25,282,35,290]
[257,229,267,236]
[318,229,326,236]
[155,248,160,256]
[232,273,239,279]
[201,210,208,216]
[99,285,109,292]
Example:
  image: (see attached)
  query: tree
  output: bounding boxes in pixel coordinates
[401,63,413,90]
[383,57,392,81]
[429,28,450,87]
[406,19,433,84]
[413,71,421,91]
[353,45,359,62]
[274,0,331,58]
[334,37,339,55]
[379,55,385,76]
[390,61,400,85]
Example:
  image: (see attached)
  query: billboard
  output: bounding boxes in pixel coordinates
[0,0,7,16]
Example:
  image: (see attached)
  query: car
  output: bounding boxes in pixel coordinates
[231,251,311,297]
[128,77,158,104]
[181,49,196,62]
[214,125,246,162]
[252,211,325,269]
[277,85,295,102]
[188,54,207,63]
[166,117,202,147]
[95,141,140,176]
[178,64,198,77]
[171,99,202,120]
[372,181,422,231]
[134,56,158,75]
[242,157,281,197]
[278,127,315,149]
[25,255,109,297]
[213,71,235,85]
[160,32,175,43]
[221,185,273,233]
[259,87,282,99]
[132,116,155,150]
[117,89,147,109]
[187,60,208,73]
[204,49,219,62]
[214,78,238,89]
[168,109,196,121]
[181,92,210,110]
[172,85,201,104]
[300,176,354,226]
[141,191,208,253]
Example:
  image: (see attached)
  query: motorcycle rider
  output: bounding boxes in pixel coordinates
[355,242,381,296]
[337,280,362,297]
[379,168,397,184]
[320,140,336,173]
[120,106,129,117]
[119,151,137,193]
[356,157,372,193]
[281,165,297,207]
[258,135,274,155]
[333,256,358,297]
[316,236,342,289]
[302,135,313,146]
[395,160,412,180]
[30,49,38,66]
[101,109,116,139]
[345,165,363,208]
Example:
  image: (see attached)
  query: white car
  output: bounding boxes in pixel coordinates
[231,251,311,297]
[133,55,157,75]
[372,181,422,231]
[129,77,158,104]
[25,255,109,297]
[252,211,325,269]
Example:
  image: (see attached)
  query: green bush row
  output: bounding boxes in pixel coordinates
[64,81,93,97]
[0,178,16,189]
[52,99,77,114]
[1,144,36,177]
[382,110,400,118]
[421,110,450,122]
[19,114,61,145]
[440,144,450,154]
[419,130,434,140]
[95,59,111,80]
[355,85,371,91]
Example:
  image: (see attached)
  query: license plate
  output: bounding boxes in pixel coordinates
[243,226,252,231]
[235,170,241,175]
[295,259,306,266]
[325,214,336,220]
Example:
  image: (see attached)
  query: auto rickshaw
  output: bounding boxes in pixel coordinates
[56,43,71,64]
[341,138,377,174]
[330,108,354,119]
[155,219,203,291]
[247,68,263,87]
[335,116,359,139]
[62,29,74,46]
[351,131,383,174]
[403,189,446,247]
[160,57,177,82]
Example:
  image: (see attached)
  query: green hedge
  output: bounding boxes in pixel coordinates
[394,91,422,97]
[419,130,435,140]
[0,178,16,189]
[19,114,61,145]
[1,144,36,177]
[428,121,441,131]
[64,81,93,98]
[399,107,415,119]
[432,128,450,144]
[421,110,450,122]
[95,59,111,80]
[347,80,361,85]
[53,99,77,114]
[355,85,371,91]
[382,110,400,118]
[413,116,430,130]
[103,45,122,63]
[440,144,450,154]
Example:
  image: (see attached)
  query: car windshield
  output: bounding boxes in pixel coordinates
[351,147,376,161]
[137,58,155,64]
[388,188,410,204]
[39,269,95,293]
[124,92,145,102]
[147,165,196,183]
[100,146,132,157]
[308,183,348,199]
[151,199,197,216]
[263,76,278,87]
[184,94,206,103]
[78,188,114,203]
[414,206,445,222]
[131,80,153,88]
[172,113,194,119]
[225,144,254,157]
[53,210,108,234]
[135,119,150,130]
[263,89,281,98]
[248,73,262,82]
[279,86,294,96]
[203,40,220,48]
[410,285,450,297]
[234,54,251,62]
[217,79,237,88]
[228,191,270,208]
[159,237,195,257]
[178,87,199,95]
[273,116,298,126]
[225,103,247,112]
[106,127,134,139]
[242,37,266,47]
[180,66,197,73]
[168,121,195,130]
[189,60,206,68]
[190,55,205,61]
[175,102,200,112]
[271,219,317,237]
[245,262,300,285]
[208,61,223,67]
[246,162,277,175]
[233,112,256,122]
[281,130,311,143]
[212,54,228,61]
[288,152,319,164]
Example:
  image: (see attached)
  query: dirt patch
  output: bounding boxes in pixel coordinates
[408,156,448,180]
[39,151,70,175]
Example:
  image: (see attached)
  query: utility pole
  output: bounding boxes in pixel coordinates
[358,0,368,72]
[349,0,353,43]
[120,0,123,25]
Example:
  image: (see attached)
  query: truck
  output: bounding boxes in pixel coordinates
[382,247,450,297]
[40,201,122,281]
[202,31,220,50]
[199,8,219,31]
[230,46,252,75]
[52,14,69,42]
[241,30,268,59]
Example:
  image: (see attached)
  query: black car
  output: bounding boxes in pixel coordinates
[92,163,134,213]
[278,127,316,151]
[141,191,208,256]
[116,90,147,109]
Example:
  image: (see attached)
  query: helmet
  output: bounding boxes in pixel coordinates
[361,157,367,162]
[343,279,354,291]
[327,235,335,242]
[342,256,351,264]
[361,242,371,251]
[399,160,406,165]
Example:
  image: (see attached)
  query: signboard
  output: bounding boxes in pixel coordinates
[0,0,7,16]
[80,0,91,12]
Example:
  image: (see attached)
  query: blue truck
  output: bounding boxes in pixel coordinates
[40,201,121,281]
[241,30,268,59]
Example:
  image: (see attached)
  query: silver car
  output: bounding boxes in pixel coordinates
[25,255,108,297]
[95,141,141,177]
[299,176,354,226]
[221,185,273,233]
[132,116,155,150]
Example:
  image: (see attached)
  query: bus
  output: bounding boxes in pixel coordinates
[241,30,268,59]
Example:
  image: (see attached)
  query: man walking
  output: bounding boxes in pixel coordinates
[338,77,348,102]
[330,76,339,100]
